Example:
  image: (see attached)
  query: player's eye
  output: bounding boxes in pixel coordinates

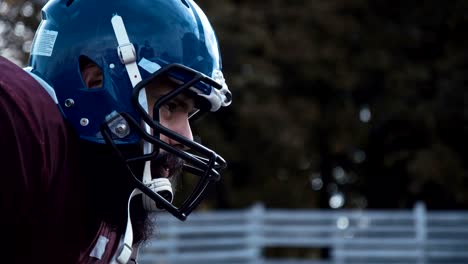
[164,102,178,112]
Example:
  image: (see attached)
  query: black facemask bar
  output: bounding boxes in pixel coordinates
[100,63,227,221]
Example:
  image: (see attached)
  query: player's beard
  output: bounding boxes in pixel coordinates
[129,150,184,244]
[81,143,184,245]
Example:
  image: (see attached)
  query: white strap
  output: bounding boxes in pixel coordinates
[116,188,141,264]
[111,15,162,264]
[142,160,152,184]
[89,235,110,260]
[143,177,173,211]
[111,14,149,117]
[111,15,141,87]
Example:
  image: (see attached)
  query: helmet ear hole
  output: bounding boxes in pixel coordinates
[79,55,103,89]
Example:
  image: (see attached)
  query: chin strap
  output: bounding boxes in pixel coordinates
[142,160,174,211]
[116,177,173,263]
[112,14,175,263]
[112,13,174,210]
[116,188,140,264]
[116,169,174,264]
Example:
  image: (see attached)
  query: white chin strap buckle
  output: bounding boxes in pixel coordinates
[143,178,174,211]
[116,179,174,264]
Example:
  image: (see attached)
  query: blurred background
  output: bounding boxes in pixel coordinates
[2,0,468,211]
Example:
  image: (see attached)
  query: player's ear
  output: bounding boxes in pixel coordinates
[79,56,103,89]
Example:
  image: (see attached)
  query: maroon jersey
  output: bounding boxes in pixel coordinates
[0,56,121,263]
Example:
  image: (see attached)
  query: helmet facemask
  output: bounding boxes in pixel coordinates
[101,64,230,263]
[101,63,227,221]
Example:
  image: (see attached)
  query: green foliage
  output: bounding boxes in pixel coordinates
[198,0,468,210]
[3,0,468,210]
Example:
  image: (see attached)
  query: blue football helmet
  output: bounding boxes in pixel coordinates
[28,0,232,221]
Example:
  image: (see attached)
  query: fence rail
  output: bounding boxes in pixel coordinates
[139,202,468,264]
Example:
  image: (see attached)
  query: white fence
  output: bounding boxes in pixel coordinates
[139,202,468,264]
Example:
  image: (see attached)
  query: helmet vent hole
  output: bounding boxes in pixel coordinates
[79,55,103,89]
[180,0,189,8]
[66,0,75,7]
